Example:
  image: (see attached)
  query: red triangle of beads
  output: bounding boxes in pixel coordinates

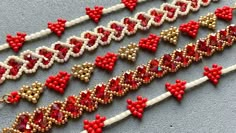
[138,34,160,52]
[7,91,21,104]
[121,0,138,12]
[48,18,66,37]
[215,6,233,21]
[45,71,71,94]
[203,64,222,85]
[179,20,200,38]
[127,96,148,119]
[83,114,106,133]
[95,52,118,71]
[86,6,104,23]
[166,80,187,102]
[6,32,26,52]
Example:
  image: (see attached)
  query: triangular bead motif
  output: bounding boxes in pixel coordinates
[160,26,179,45]
[127,96,147,119]
[179,20,200,38]
[85,6,104,23]
[203,64,222,85]
[83,115,106,133]
[19,82,44,103]
[215,6,233,21]
[71,62,94,82]
[118,43,139,62]
[198,13,217,30]
[166,79,186,101]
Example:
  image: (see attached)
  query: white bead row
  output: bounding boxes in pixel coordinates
[80,62,236,133]
[0,0,212,84]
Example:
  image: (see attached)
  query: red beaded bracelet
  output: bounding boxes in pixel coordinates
[2,24,236,133]
[0,0,169,53]
[80,63,234,133]
[1,2,231,85]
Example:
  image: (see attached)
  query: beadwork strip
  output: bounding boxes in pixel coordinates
[0,0,215,84]
[2,24,236,133]
[0,0,163,52]
[80,63,234,133]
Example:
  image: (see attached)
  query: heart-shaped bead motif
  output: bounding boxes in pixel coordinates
[86,6,104,23]
[45,71,71,94]
[188,0,200,11]
[109,22,126,41]
[122,0,138,11]
[203,64,222,85]
[197,39,214,56]
[21,51,42,73]
[135,65,153,83]
[64,96,82,118]
[93,84,112,104]
[68,37,86,57]
[6,32,26,53]
[83,32,100,51]
[79,90,98,112]
[174,0,191,15]
[49,102,67,124]
[48,18,66,37]
[173,50,191,67]
[123,17,139,35]
[31,108,51,131]
[198,13,217,30]
[215,6,233,21]
[118,43,139,62]
[161,4,179,21]
[161,54,180,72]
[83,114,106,133]
[160,26,179,45]
[13,113,33,132]
[6,57,26,79]
[71,62,95,82]
[122,71,140,90]
[52,43,72,63]
[95,52,118,71]
[107,77,127,96]
[165,79,186,101]
[19,82,44,103]
[185,44,202,61]
[148,8,166,26]
[136,13,152,30]
[179,20,200,38]
[37,47,57,69]
[148,59,167,77]
[127,96,147,119]
[138,34,160,52]
[96,26,114,45]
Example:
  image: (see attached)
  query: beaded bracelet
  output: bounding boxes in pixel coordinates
[0,0,221,84]
[0,15,230,105]
[0,0,161,53]
[72,13,224,82]
[2,24,236,133]
[79,63,233,133]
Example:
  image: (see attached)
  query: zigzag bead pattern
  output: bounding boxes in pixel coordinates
[3,24,236,133]
[0,0,213,84]
[0,0,164,52]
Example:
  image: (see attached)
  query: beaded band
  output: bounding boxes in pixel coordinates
[0,0,161,53]
[79,63,234,133]
[0,14,227,105]
[0,0,217,84]
[2,24,236,133]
